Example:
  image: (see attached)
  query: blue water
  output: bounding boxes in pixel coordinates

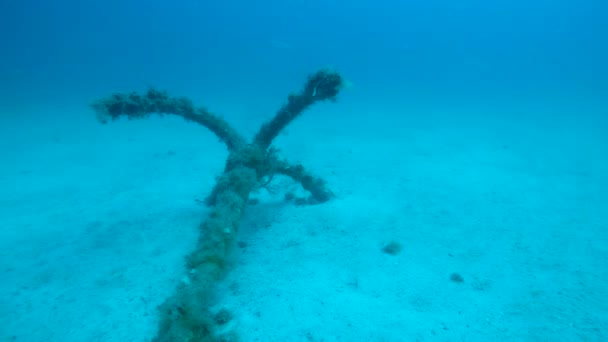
[1,0,607,341]
[2,0,606,110]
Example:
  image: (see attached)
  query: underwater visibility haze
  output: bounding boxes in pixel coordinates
[0,0,607,341]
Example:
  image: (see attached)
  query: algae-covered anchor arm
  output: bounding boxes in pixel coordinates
[91,88,246,151]
[249,69,343,204]
[272,157,334,204]
[253,69,343,149]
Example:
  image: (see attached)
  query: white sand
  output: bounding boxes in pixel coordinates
[1,99,606,341]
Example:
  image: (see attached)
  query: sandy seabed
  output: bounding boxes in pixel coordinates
[1,101,606,341]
